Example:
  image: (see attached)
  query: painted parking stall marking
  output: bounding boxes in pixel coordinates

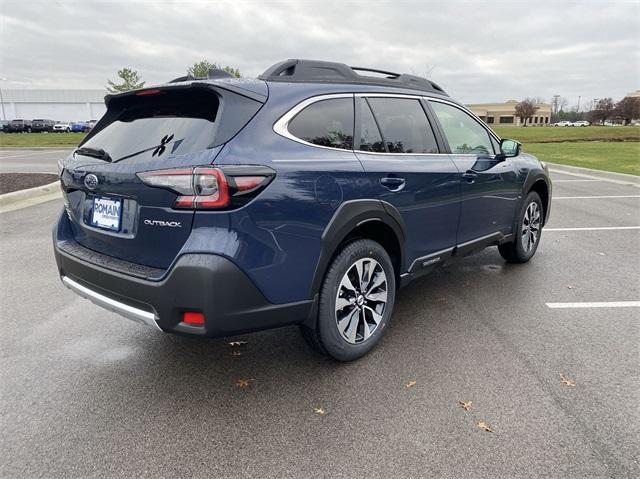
[553,195,640,200]
[546,301,640,309]
[544,226,640,232]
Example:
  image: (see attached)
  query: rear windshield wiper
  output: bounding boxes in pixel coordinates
[74,147,113,163]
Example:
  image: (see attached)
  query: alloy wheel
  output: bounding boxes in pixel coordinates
[521,201,541,252]
[335,258,388,344]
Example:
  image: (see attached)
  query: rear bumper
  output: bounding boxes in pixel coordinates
[53,236,314,338]
[61,276,162,330]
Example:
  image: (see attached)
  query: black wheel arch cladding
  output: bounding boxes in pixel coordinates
[309,199,406,298]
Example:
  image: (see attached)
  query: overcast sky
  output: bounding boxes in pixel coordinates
[1,0,638,105]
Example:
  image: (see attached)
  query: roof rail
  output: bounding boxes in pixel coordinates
[258,59,447,95]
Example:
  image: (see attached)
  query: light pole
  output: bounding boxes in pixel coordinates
[0,77,6,121]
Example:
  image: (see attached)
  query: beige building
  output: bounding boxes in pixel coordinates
[466,100,552,126]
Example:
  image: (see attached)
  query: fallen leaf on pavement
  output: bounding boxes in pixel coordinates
[230,350,243,357]
[460,400,473,411]
[313,407,326,415]
[228,341,248,347]
[597,252,606,256]
[560,373,576,387]
[477,421,494,433]
[405,380,417,388]
[566,285,574,289]
[235,378,254,388]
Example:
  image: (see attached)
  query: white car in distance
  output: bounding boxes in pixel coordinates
[53,122,71,132]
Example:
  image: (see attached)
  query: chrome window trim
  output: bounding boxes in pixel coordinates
[273,93,355,152]
[273,91,501,155]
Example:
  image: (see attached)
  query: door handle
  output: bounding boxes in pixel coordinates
[380,177,405,192]
[462,171,478,183]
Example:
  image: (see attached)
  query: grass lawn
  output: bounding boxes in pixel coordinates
[492,126,639,143]
[523,142,640,176]
[0,132,86,148]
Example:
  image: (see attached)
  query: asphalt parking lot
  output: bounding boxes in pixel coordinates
[1,157,639,478]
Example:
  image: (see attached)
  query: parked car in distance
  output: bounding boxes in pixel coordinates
[571,121,590,127]
[553,121,573,127]
[32,119,56,133]
[53,121,71,132]
[0,120,8,133]
[54,59,552,361]
[87,120,98,130]
[70,121,90,133]
[7,119,32,132]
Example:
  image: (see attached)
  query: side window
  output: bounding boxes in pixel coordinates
[358,100,385,153]
[288,98,354,150]
[430,101,494,155]
[367,98,439,154]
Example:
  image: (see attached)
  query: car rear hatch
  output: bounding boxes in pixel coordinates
[59,81,266,269]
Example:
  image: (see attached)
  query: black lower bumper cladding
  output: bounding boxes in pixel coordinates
[53,241,312,338]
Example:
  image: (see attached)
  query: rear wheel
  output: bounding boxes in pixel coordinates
[498,191,543,263]
[300,239,396,361]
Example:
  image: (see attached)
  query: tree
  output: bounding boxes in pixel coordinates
[106,68,145,93]
[187,60,241,78]
[515,99,540,126]
[551,95,568,121]
[587,98,615,124]
[614,96,640,125]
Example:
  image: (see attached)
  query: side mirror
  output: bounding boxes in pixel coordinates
[500,139,521,158]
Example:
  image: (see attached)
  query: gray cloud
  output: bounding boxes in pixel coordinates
[1,0,638,105]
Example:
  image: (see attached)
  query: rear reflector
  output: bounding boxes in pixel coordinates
[182,312,205,326]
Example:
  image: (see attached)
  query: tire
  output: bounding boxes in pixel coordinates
[498,191,544,263]
[300,239,396,361]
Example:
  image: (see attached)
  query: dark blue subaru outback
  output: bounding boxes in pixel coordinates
[53,59,551,361]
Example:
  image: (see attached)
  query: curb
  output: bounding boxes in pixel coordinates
[0,181,62,212]
[547,162,640,180]
[548,162,640,188]
[0,147,74,151]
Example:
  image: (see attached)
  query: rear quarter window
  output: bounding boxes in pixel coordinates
[288,98,354,150]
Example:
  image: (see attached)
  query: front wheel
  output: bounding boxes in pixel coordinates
[498,191,543,263]
[300,239,396,361]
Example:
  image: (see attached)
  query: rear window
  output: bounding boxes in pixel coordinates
[288,98,354,150]
[79,87,261,163]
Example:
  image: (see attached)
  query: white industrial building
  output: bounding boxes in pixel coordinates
[0,89,107,122]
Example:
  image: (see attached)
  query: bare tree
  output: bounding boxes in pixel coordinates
[515,99,540,126]
[551,95,568,117]
[587,98,615,124]
[614,96,640,125]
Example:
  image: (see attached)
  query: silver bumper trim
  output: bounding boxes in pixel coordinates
[61,276,162,331]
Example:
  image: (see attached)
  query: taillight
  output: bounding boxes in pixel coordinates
[137,166,274,210]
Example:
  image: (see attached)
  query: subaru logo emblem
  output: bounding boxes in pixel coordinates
[84,174,99,190]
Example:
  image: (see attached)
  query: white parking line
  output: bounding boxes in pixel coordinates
[545,226,640,231]
[547,301,640,309]
[553,195,640,200]
[552,179,601,183]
